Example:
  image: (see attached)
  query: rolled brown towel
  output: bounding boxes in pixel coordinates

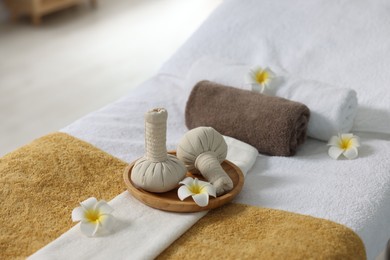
[185,81,310,156]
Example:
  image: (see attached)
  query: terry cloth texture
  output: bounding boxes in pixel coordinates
[0,133,127,259]
[158,203,366,260]
[185,81,310,156]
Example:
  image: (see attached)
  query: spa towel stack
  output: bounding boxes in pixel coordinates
[186,57,358,141]
[185,81,310,156]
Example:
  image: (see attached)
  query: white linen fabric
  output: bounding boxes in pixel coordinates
[29,75,390,259]
[161,0,390,135]
[223,135,258,177]
[29,83,258,260]
[186,57,358,141]
[29,193,206,260]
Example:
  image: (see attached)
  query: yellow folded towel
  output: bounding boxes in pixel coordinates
[0,133,127,259]
[159,203,366,259]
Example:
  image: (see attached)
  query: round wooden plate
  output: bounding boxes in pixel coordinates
[123,152,244,212]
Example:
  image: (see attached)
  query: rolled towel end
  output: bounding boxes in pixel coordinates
[338,90,358,134]
[304,87,358,141]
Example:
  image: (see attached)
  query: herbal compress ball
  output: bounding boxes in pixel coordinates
[177,127,233,196]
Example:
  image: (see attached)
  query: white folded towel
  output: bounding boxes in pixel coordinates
[223,135,258,176]
[186,57,358,141]
[29,136,258,260]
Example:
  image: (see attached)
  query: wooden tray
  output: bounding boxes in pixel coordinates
[123,152,244,212]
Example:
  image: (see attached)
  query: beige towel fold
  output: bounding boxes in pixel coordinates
[185,81,310,156]
[158,203,366,259]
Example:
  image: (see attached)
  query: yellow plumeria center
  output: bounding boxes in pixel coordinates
[84,209,102,223]
[188,183,204,195]
[255,70,270,85]
[339,137,352,150]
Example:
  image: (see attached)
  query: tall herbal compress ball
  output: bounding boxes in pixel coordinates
[131,108,187,193]
[176,127,233,196]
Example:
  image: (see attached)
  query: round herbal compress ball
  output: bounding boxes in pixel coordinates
[177,127,233,196]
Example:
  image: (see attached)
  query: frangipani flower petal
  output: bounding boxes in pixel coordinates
[327,136,340,146]
[71,207,85,222]
[343,147,359,160]
[80,220,100,237]
[80,197,98,210]
[349,136,361,147]
[178,185,193,201]
[341,133,354,140]
[249,66,262,75]
[263,67,276,80]
[201,184,217,198]
[197,179,213,188]
[328,146,344,160]
[192,193,209,207]
[179,177,194,187]
[99,214,115,231]
[95,200,114,214]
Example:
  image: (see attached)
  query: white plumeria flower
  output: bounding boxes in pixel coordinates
[178,177,216,207]
[246,66,276,93]
[327,133,361,160]
[72,197,115,237]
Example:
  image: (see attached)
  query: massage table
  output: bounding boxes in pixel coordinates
[2,0,390,259]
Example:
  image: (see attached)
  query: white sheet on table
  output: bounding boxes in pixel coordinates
[29,193,205,260]
[47,75,390,259]
[160,0,390,135]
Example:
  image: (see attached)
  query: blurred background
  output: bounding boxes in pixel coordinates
[0,0,221,156]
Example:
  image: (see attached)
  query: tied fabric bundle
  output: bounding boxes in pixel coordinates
[186,57,358,141]
[185,81,310,156]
